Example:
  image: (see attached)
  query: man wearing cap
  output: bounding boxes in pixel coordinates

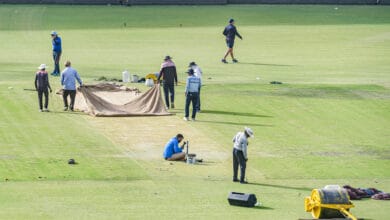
[163,134,186,161]
[60,61,82,111]
[232,127,254,184]
[35,64,52,112]
[184,69,201,121]
[188,61,203,112]
[222,19,242,64]
[51,31,62,76]
[157,56,178,109]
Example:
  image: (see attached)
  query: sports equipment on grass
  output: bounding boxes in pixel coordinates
[228,192,257,207]
[70,83,171,116]
[305,185,357,220]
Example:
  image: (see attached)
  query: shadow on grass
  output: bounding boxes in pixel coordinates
[248,182,312,191]
[195,161,222,166]
[201,110,272,118]
[238,62,294,67]
[253,206,274,210]
[48,111,85,115]
[230,205,273,210]
[198,120,273,127]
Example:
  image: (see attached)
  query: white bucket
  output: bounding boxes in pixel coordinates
[186,154,196,165]
[145,78,154,87]
[131,75,139,83]
[122,70,130,83]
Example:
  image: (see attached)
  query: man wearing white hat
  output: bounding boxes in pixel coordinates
[34,64,52,112]
[51,31,62,76]
[232,127,254,184]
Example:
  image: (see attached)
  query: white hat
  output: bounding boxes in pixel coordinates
[51,31,57,36]
[245,127,254,137]
[38,64,47,70]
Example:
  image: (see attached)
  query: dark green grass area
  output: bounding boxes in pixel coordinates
[210,84,390,100]
[0,4,390,30]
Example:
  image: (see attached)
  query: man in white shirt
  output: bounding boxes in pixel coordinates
[184,69,201,121]
[188,61,202,112]
[232,127,254,184]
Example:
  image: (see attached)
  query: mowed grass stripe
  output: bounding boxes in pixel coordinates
[1,25,389,86]
[1,5,390,31]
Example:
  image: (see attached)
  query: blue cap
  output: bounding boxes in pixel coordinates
[229,18,234,23]
[51,31,57,36]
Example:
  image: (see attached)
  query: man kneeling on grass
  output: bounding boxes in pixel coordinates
[163,134,186,161]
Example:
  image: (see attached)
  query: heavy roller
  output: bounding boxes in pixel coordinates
[304,185,357,220]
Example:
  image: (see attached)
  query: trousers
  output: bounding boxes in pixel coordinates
[163,83,175,107]
[196,87,201,111]
[185,92,198,119]
[63,90,76,110]
[233,148,246,182]
[52,51,61,74]
[37,89,49,110]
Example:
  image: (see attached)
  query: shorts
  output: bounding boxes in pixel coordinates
[226,39,234,48]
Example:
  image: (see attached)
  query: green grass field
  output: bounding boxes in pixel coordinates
[0,4,389,219]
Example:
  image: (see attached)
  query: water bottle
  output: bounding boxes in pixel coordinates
[122,70,130,83]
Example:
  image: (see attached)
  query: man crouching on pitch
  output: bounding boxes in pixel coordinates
[163,134,186,161]
[232,127,254,184]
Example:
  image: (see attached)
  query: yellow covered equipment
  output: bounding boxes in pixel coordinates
[146,73,158,83]
[304,185,357,220]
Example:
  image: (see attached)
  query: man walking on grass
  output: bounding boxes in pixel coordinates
[35,64,52,112]
[222,18,242,64]
[183,69,201,121]
[51,31,62,76]
[60,61,82,111]
[158,55,178,109]
[188,61,203,112]
[232,127,254,184]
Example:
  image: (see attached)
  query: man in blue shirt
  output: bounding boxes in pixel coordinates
[51,31,62,76]
[163,134,186,161]
[222,18,242,64]
[60,60,82,111]
[184,69,201,121]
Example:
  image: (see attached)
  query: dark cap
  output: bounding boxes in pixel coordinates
[186,69,194,75]
[229,18,235,23]
[188,61,196,67]
[164,55,172,61]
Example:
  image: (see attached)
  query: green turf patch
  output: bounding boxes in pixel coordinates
[1,5,390,31]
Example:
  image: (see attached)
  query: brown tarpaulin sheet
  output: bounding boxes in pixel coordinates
[77,83,171,117]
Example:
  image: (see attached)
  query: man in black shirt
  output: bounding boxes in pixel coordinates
[34,64,52,112]
[158,55,178,109]
[222,18,242,64]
